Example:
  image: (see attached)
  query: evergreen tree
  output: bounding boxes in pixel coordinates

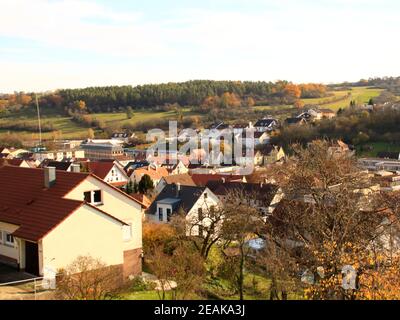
[138,174,154,194]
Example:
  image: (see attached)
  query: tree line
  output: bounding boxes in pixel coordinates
[1,80,328,114]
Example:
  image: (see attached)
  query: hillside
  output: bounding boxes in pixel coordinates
[0,86,391,143]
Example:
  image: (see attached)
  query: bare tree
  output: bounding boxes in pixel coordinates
[55,255,121,300]
[261,140,393,300]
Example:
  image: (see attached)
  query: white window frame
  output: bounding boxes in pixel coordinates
[83,190,103,206]
[0,230,3,244]
[5,232,14,246]
[122,224,132,242]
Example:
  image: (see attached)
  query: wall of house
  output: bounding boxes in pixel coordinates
[0,221,20,262]
[104,165,128,184]
[185,189,220,236]
[41,205,124,273]
[65,176,143,252]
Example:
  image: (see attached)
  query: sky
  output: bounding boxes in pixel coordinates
[0,0,399,93]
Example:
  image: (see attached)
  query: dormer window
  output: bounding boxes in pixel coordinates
[84,190,103,206]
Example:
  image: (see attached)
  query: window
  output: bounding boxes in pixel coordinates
[83,190,103,205]
[84,191,91,203]
[122,224,132,241]
[166,208,172,222]
[158,207,164,222]
[0,230,3,244]
[198,208,203,220]
[5,233,14,246]
[93,190,102,204]
[204,192,208,199]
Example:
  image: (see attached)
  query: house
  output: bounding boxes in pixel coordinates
[155,173,196,195]
[255,145,286,165]
[205,181,280,216]
[0,166,144,280]
[165,160,189,175]
[232,122,254,135]
[298,109,336,121]
[254,118,279,132]
[0,158,37,168]
[358,158,400,172]
[33,149,85,163]
[83,160,130,188]
[41,160,75,172]
[80,141,124,160]
[147,184,220,235]
[111,132,135,144]
[132,164,169,186]
[313,108,336,120]
[0,148,30,159]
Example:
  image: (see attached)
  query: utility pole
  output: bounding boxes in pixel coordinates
[35,93,42,148]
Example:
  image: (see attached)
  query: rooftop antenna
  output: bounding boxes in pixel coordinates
[35,93,42,148]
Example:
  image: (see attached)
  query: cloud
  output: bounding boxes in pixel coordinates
[0,0,399,92]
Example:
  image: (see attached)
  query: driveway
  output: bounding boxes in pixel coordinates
[0,264,35,284]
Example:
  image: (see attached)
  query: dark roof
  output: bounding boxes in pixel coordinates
[43,161,72,171]
[205,182,278,204]
[254,119,277,127]
[208,122,225,130]
[286,117,305,124]
[124,161,149,172]
[148,184,207,215]
[377,152,400,160]
[112,132,130,138]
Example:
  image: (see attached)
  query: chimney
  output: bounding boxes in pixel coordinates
[44,167,56,188]
[176,183,181,197]
[71,164,80,173]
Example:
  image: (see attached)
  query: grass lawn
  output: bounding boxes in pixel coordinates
[356,141,400,157]
[300,87,383,111]
[0,107,203,141]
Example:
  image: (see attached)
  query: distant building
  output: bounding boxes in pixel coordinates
[33,149,85,162]
[254,118,279,132]
[111,132,135,144]
[80,141,124,160]
[147,184,220,233]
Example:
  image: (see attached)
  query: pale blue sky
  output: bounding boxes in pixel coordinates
[0,0,399,93]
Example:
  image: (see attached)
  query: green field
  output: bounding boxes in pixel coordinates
[0,108,199,141]
[356,142,400,158]
[301,86,383,111]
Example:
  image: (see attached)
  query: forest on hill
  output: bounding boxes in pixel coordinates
[1,80,327,114]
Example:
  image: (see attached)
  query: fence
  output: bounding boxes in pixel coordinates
[0,276,55,300]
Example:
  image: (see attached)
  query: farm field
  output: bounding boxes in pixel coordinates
[0,108,201,141]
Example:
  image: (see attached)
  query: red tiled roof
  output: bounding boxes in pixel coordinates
[191,174,246,186]
[86,161,115,179]
[0,166,137,241]
[130,193,151,209]
[0,166,89,241]
[0,158,24,167]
